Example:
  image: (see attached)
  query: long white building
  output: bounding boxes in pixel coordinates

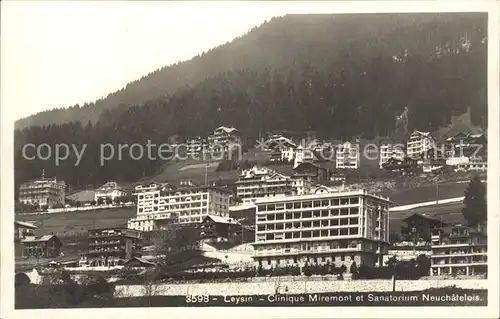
[406,130,435,159]
[94,181,127,202]
[128,182,231,231]
[335,142,360,169]
[252,190,392,269]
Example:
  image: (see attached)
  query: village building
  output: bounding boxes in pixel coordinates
[21,234,62,258]
[400,213,449,244]
[14,221,37,241]
[379,144,406,169]
[128,182,231,231]
[83,226,143,267]
[18,173,66,209]
[252,190,392,270]
[207,126,242,155]
[293,162,330,184]
[267,136,297,163]
[406,130,436,159]
[430,223,487,276]
[335,141,360,169]
[200,215,241,243]
[94,181,127,202]
[236,166,293,204]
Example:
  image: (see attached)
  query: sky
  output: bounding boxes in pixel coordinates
[1,1,491,123]
[1,1,292,121]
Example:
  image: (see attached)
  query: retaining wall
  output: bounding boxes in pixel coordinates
[114,279,488,298]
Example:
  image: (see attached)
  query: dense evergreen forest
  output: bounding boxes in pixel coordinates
[14,13,488,190]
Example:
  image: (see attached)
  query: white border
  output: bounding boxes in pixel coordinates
[1,1,499,319]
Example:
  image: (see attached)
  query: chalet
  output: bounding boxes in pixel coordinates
[293,162,329,183]
[200,215,241,243]
[401,213,448,244]
[381,157,418,174]
[21,234,62,258]
[406,130,436,159]
[14,221,37,241]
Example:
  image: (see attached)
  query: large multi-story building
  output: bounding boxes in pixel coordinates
[236,166,294,204]
[207,126,242,155]
[379,144,405,169]
[430,224,487,276]
[18,174,66,209]
[335,142,360,169]
[406,130,435,159]
[128,182,232,231]
[94,181,127,202]
[252,190,391,270]
[82,226,143,267]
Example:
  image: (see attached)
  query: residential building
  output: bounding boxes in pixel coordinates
[430,224,487,276]
[294,145,316,168]
[406,131,435,159]
[335,142,360,169]
[19,174,66,209]
[200,215,241,243]
[14,221,37,241]
[267,136,297,163]
[21,234,62,258]
[252,190,392,270]
[381,157,419,175]
[186,137,206,157]
[83,226,143,267]
[207,126,242,155]
[94,181,127,202]
[293,162,330,184]
[401,213,449,244]
[236,166,293,204]
[291,176,312,195]
[128,183,232,231]
[379,144,405,169]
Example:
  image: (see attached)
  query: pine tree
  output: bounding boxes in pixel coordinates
[462,175,487,227]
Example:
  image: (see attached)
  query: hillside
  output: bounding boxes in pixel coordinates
[15,13,487,130]
[14,13,488,189]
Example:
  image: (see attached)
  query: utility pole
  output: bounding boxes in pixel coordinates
[436,182,439,205]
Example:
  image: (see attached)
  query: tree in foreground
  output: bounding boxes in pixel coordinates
[462,175,487,227]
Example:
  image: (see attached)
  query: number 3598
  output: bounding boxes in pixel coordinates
[186,295,210,303]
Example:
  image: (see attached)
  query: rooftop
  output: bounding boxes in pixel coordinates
[253,189,393,205]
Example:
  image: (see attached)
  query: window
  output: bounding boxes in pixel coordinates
[313,230,320,237]
[350,228,359,235]
[349,217,358,225]
[340,208,349,216]
[350,207,359,215]
[331,199,340,206]
[276,213,284,220]
[267,204,275,211]
[285,223,292,229]
[331,219,339,226]
[340,229,348,236]
[303,201,312,208]
[350,197,359,204]
[340,198,349,205]
[321,210,328,217]
[303,221,311,228]
[321,220,328,227]
[294,202,301,209]
[276,224,284,230]
[303,211,312,218]
[293,257,298,264]
[266,234,274,240]
[293,212,301,219]
[314,201,321,207]
[321,230,328,237]
[286,213,292,220]
[331,209,339,216]
[313,221,320,228]
[267,214,275,221]
[302,231,312,238]
[340,218,348,226]
[258,205,267,212]
[257,225,265,231]
[322,256,326,262]
[293,232,300,239]
[285,232,292,239]
[286,203,293,209]
[322,200,330,206]
[294,222,301,228]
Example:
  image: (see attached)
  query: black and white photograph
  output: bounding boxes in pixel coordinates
[1,1,499,318]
